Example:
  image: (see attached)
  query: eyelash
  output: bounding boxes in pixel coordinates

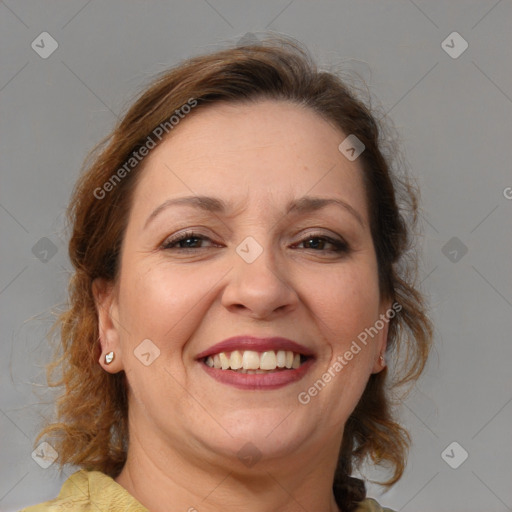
[161,231,349,253]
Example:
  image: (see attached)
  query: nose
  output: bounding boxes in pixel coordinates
[221,238,299,319]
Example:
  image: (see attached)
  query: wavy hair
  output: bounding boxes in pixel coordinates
[36,35,433,512]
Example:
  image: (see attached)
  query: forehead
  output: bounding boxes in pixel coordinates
[133,99,369,221]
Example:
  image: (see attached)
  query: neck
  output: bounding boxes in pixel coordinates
[114,423,343,512]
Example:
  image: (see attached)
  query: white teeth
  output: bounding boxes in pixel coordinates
[219,352,230,370]
[230,350,243,370]
[204,349,305,371]
[242,350,260,370]
[260,351,277,370]
[276,350,286,368]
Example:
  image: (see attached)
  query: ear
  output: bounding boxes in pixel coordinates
[370,299,393,374]
[92,277,123,373]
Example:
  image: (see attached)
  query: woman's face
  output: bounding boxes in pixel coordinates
[96,99,390,469]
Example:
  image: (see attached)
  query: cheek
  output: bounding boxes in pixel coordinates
[310,260,381,343]
[308,263,380,410]
[117,260,217,352]
[307,262,381,412]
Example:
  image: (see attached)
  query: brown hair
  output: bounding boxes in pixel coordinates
[37,35,432,511]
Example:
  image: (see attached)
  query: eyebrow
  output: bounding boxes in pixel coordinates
[144,195,365,229]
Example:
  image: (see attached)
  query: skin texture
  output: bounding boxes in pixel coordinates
[93,100,390,512]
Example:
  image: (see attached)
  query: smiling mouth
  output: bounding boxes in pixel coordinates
[203,349,309,374]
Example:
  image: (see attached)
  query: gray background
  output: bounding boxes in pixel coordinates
[1,1,511,511]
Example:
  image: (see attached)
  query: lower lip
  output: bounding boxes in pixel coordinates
[199,358,315,390]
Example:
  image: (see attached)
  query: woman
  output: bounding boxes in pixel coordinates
[21,36,432,512]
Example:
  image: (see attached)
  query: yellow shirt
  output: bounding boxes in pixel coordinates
[19,469,396,512]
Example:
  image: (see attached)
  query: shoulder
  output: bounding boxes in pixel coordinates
[355,497,396,512]
[18,469,148,512]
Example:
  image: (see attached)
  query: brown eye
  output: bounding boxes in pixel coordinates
[162,232,214,250]
[296,234,349,253]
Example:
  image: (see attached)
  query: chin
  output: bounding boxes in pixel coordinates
[208,408,311,456]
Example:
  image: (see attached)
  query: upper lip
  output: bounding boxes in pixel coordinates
[195,336,315,360]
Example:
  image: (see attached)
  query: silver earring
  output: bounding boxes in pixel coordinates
[104,351,115,365]
[379,354,386,366]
